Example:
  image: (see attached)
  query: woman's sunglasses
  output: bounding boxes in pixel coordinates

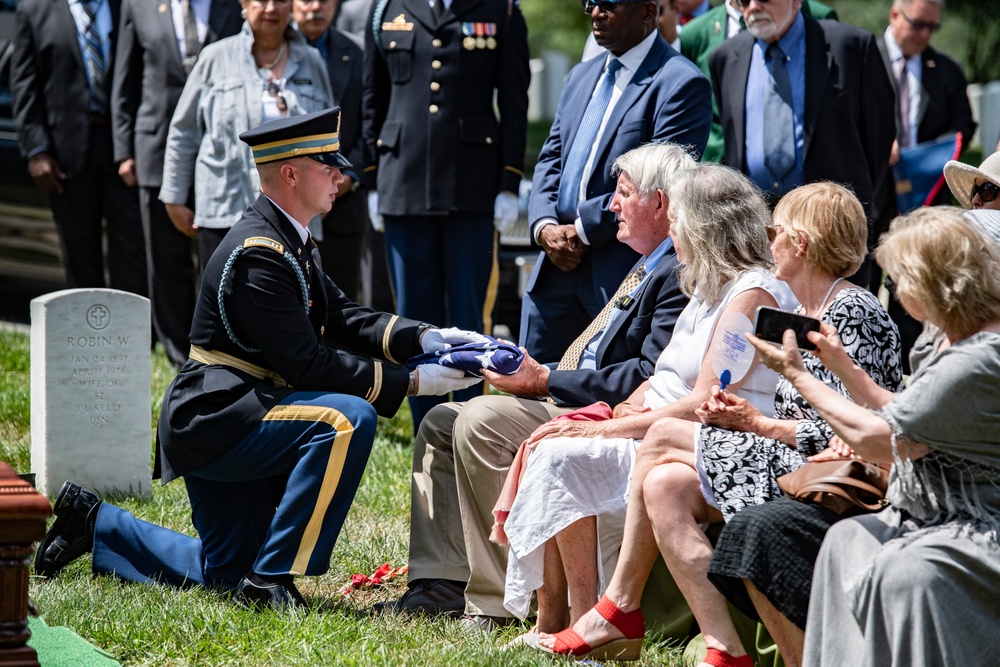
[971,181,1000,204]
[266,81,288,114]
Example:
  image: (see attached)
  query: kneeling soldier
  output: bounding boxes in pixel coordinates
[34,108,482,609]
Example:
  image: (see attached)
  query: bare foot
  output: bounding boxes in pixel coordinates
[536,604,626,651]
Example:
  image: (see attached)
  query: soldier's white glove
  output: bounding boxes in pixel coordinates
[493,191,519,234]
[367,191,384,232]
[420,327,490,353]
[414,364,482,396]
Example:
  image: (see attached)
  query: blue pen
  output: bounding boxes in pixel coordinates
[719,369,732,391]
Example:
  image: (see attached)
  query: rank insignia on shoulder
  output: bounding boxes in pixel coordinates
[383,14,413,30]
[244,236,285,254]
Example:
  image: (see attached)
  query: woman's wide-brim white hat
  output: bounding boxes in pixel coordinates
[944,151,1000,208]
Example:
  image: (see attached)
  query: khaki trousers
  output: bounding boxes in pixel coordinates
[407,394,570,617]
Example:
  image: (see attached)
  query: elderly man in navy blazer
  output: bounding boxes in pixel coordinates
[519,0,711,364]
[382,143,693,632]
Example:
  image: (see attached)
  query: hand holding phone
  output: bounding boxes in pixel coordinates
[753,306,821,351]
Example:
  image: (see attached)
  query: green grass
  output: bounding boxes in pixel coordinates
[0,331,689,666]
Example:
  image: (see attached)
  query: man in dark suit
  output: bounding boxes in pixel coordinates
[295,0,370,303]
[32,108,482,610]
[679,0,837,163]
[111,0,241,367]
[710,0,895,283]
[880,0,975,173]
[873,0,976,368]
[362,0,531,430]
[11,0,146,295]
[520,0,711,365]
[381,143,692,630]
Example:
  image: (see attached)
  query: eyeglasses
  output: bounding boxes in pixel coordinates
[581,0,643,15]
[266,81,288,114]
[899,10,941,33]
[765,224,785,242]
[971,181,1000,204]
[735,0,771,9]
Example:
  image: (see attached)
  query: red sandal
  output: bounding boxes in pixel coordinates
[537,595,645,661]
[702,648,753,667]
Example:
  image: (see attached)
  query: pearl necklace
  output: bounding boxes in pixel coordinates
[803,277,843,318]
[255,41,287,80]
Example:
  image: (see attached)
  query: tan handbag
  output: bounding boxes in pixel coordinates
[777,460,889,515]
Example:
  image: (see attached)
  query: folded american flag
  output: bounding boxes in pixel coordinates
[406,336,524,377]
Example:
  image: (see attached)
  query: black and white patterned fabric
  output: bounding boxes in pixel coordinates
[700,287,903,521]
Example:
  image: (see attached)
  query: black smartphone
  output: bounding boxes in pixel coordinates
[753,306,821,351]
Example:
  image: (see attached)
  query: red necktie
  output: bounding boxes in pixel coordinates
[679,13,694,25]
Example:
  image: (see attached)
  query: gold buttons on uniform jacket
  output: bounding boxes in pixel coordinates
[485,137,493,144]
[430,82,440,92]
[429,104,439,114]
[431,60,442,70]
[389,40,397,48]
[320,326,325,335]
[377,139,383,146]
[432,38,442,48]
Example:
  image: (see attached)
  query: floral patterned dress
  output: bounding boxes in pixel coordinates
[698,287,903,521]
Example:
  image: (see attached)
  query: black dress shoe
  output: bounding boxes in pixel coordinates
[34,481,101,578]
[234,575,307,611]
[373,578,466,617]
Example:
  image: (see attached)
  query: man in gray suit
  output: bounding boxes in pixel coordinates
[294,0,369,302]
[111,0,241,366]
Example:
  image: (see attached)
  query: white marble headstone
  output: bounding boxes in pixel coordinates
[30,289,152,498]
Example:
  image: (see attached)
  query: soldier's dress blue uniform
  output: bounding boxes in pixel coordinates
[362,0,530,427]
[91,184,429,589]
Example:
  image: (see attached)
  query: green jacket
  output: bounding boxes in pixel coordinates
[680,1,838,163]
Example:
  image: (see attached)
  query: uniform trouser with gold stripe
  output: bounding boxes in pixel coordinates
[91,392,377,588]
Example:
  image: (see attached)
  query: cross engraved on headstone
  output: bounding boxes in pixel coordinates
[87,304,111,330]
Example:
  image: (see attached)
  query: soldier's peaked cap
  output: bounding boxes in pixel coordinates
[239,107,351,169]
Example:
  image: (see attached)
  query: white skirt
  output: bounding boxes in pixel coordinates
[501,435,640,618]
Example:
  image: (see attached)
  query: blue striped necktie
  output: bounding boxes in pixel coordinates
[763,43,794,183]
[80,0,109,114]
[556,58,623,219]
